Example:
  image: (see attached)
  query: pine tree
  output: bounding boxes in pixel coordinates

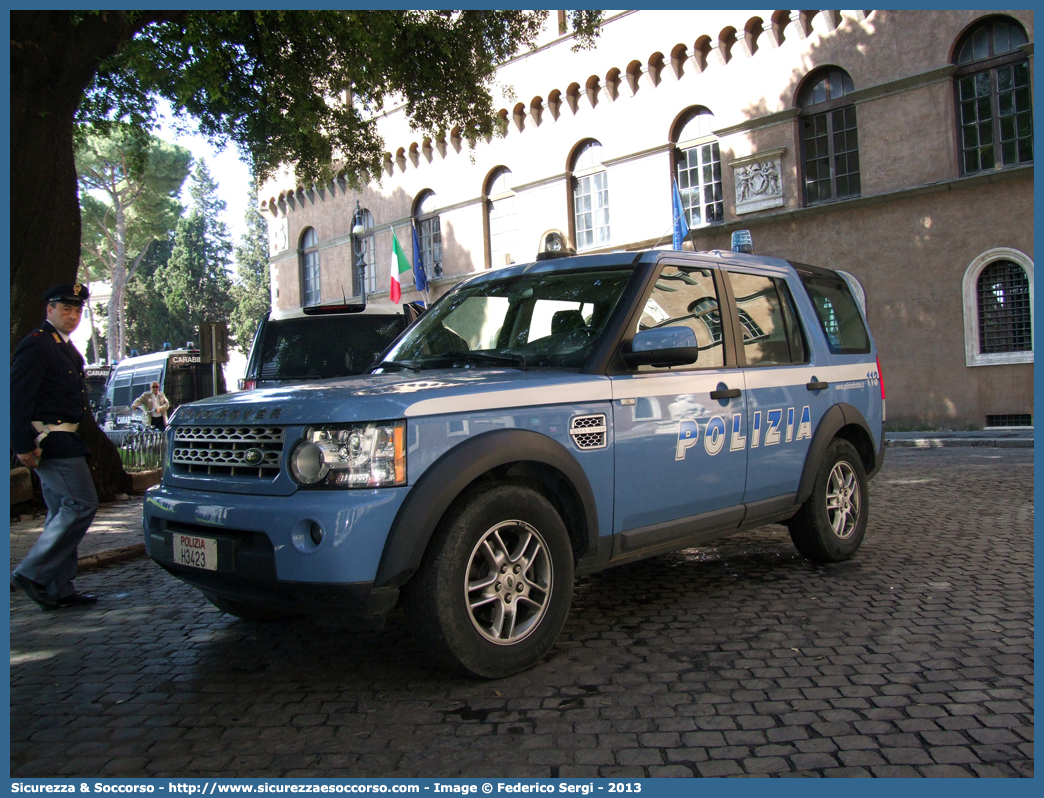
[77,127,191,361]
[229,197,272,352]
[158,160,234,338]
[124,232,193,353]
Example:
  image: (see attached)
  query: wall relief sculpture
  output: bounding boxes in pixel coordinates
[731,148,786,214]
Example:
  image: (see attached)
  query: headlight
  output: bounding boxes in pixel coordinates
[289,421,406,489]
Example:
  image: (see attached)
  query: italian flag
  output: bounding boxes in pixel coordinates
[390,231,411,304]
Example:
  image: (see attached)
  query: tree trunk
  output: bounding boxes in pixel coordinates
[80,413,133,501]
[10,11,171,495]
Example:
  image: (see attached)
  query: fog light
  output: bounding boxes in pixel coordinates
[309,522,323,545]
[290,441,328,484]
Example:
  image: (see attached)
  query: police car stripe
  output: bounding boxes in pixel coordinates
[741,363,875,390]
[404,382,613,417]
[610,371,738,400]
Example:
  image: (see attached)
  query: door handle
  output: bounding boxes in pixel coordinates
[710,388,742,400]
[806,381,829,391]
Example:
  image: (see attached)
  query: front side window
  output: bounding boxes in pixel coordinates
[954,17,1032,174]
[383,267,632,371]
[572,141,610,249]
[675,109,723,227]
[798,67,860,205]
[414,191,442,279]
[637,265,724,370]
[300,228,321,305]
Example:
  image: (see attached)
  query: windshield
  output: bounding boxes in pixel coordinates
[380,267,633,371]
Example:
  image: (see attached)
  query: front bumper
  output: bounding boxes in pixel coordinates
[143,482,410,622]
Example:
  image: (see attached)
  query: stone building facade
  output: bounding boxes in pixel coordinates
[259,9,1034,428]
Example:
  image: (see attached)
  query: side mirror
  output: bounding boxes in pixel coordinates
[620,327,699,368]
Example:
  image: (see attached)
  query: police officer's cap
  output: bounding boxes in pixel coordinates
[43,283,89,307]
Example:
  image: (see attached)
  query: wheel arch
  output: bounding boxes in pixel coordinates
[796,403,877,505]
[374,429,599,587]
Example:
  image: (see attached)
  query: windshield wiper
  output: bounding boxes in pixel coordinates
[425,351,528,371]
[372,359,420,372]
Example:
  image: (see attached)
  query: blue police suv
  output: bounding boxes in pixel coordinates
[144,248,885,678]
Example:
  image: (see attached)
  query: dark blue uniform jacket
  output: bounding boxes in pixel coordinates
[11,320,90,459]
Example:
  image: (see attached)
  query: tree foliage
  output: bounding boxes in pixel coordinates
[77,127,191,361]
[10,9,601,498]
[155,160,235,337]
[79,10,602,188]
[229,199,272,352]
[123,232,185,354]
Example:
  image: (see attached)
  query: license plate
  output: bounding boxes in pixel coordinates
[174,533,218,571]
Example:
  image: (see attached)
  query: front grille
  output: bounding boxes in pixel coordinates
[171,426,285,478]
[570,414,607,450]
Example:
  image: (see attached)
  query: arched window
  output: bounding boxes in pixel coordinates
[673,108,723,228]
[300,227,320,306]
[413,191,442,279]
[798,67,859,205]
[962,247,1034,366]
[486,168,516,268]
[954,16,1032,174]
[570,140,610,250]
[356,209,377,296]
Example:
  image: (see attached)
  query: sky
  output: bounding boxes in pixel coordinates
[154,98,255,246]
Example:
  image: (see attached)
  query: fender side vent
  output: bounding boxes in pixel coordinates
[570,414,607,450]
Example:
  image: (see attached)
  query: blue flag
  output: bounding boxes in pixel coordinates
[412,224,428,292]
[672,179,690,250]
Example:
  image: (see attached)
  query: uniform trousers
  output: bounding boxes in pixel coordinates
[14,456,98,599]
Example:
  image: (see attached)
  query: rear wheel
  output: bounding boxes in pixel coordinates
[204,593,297,622]
[404,483,574,679]
[788,438,868,563]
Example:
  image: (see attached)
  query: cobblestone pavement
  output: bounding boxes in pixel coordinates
[10,448,1033,778]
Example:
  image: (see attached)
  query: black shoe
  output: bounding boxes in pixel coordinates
[56,592,97,608]
[10,573,59,610]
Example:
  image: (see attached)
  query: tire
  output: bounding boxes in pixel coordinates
[788,438,869,563]
[204,592,298,622]
[403,483,574,679]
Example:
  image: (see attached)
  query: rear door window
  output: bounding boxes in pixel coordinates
[727,272,809,366]
[799,271,870,354]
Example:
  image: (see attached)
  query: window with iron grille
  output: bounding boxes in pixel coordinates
[487,168,517,268]
[353,209,377,296]
[798,68,860,205]
[978,260,1031,353]
[674,110,723,227]
[572,141,610,250]
[414,191,442,278]
[985,413,1032,427]
[300,228,320,305]
[954,17,1032,174]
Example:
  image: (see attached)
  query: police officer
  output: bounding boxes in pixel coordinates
[10,283,99,610]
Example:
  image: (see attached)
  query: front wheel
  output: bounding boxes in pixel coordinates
[404,483,574,679]
[788,438,869,563]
